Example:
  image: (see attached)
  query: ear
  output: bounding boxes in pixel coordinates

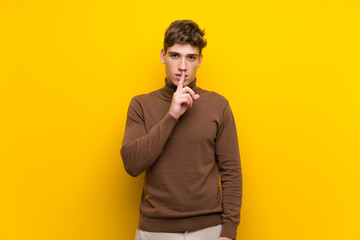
[197,54,203,68]
[160,49,165,64]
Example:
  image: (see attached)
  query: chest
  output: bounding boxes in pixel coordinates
[141,97,221,146]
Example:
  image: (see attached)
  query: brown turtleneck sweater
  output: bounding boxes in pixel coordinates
[121,78,242,239]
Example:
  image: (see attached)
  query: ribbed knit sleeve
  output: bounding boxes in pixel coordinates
[121,98,178,177]
[215,101,242,240]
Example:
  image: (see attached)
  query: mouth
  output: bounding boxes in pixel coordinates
[175,73,188,79]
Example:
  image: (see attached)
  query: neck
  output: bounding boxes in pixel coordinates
[165,77,197,89]
[161,78,198,100]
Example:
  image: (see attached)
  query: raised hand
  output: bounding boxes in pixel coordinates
[168,71,200,119]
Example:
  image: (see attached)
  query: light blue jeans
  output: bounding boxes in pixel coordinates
[135,224,222,240]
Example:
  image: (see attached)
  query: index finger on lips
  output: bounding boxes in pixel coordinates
[177,71,185,91]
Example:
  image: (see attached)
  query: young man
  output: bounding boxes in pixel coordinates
[121,20,242,240]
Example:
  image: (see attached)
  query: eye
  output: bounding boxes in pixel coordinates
[188,55,197,60]
[170,54,178,58]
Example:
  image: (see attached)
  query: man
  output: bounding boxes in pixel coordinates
[121,20,242,240]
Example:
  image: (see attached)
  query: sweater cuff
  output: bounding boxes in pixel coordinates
[220,222,237,240]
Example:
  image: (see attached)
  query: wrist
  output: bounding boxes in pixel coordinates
[169,111,180,119]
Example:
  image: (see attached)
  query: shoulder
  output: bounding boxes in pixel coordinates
[131,89,161,104]
[209,91,229,103]
[198,88,230,108]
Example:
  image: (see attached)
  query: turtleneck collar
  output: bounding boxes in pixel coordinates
[161,77,199,100]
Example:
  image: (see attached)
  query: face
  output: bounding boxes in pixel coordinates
[160,43,202,87]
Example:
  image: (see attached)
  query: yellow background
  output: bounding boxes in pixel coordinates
[1,0,359,239]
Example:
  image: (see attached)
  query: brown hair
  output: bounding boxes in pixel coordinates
[164,20,207,55]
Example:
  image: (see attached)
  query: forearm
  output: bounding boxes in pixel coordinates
[121,112,177,177]
[220,161,242,239]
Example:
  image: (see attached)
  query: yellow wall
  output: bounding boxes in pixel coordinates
[1,0,359,239]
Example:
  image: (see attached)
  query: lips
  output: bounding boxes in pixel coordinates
[175,73,188,79]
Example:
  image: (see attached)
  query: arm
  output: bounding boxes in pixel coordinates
[121,72,199,177]
[121,99,178,177]
[216,102,242,240]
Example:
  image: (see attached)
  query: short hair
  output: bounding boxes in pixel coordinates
[164,20,207,55]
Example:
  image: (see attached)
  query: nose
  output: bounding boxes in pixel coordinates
[178,57,187,71]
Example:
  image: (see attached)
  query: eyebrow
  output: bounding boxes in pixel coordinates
[168,51,198,57]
